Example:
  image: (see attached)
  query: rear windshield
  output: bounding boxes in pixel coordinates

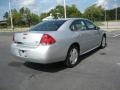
[30,20,66,31]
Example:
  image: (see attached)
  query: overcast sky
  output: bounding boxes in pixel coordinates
[0,0,120,20]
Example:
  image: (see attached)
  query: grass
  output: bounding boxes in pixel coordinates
[0,27,29,32]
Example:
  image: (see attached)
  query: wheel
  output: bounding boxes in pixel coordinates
[65,45,79,68]
[100,36,106,48]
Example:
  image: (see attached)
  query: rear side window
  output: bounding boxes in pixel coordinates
[70,20,87,31]
[30,20,66,31]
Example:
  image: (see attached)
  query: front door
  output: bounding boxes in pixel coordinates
[84,20,101,49]
[70,20,93,54]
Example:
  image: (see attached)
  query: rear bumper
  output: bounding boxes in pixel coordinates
[11,43,65,64]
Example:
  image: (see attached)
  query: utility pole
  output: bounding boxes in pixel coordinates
[9,0,14,30]
[63,0,67,18]
[105,10,108,29]
[114,0,118,21]
[105,10,107,22]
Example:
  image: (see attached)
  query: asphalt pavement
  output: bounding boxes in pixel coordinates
[0,31,120,90]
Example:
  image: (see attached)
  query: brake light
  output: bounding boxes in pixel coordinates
[40,34,56,45]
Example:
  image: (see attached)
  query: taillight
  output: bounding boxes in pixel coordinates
[40,34,56,45]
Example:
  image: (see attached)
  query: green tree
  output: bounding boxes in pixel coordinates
[48,5,82,18]
[5,7,40,27]
[11,9,22,26]
[106,7,120,21]
[30,13,39,25]
[49,5,64,18]
[84,5,104,21]
[66,5,82,18]
[20,7,25,15]
[19,7,31,26]
[3,12,9,19]
[39,13,48,21]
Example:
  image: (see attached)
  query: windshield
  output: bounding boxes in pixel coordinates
[30,20,66,31]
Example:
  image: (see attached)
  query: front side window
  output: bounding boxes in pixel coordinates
[30,20,66,31]
[70,20,87,31]
[84,20,96,30]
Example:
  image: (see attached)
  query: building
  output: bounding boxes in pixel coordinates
[42,14,54,21]
[0,20,7,27]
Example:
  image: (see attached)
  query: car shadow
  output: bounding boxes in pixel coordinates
[24,61,67,73]
[77,48,100,65]
[24,48,100,73]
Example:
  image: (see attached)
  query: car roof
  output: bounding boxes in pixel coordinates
[42,18,92,24]
[54,18,89,21]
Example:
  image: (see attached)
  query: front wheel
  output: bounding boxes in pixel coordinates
[65,45,79,68]
[100,36,107,48]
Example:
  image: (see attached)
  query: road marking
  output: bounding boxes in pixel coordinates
[112,34,120,37]
[116,63,120,66]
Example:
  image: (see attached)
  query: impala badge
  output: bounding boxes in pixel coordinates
[23,33,28,35]
[23,37,26,39]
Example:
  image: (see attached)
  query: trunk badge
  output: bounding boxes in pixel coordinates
[23,33,28,35]
[23,37,26,39]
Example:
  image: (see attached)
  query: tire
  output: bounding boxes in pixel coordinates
[100,36,106,49]
[65,45,79,68]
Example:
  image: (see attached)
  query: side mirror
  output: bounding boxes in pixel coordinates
[96,26,100,30]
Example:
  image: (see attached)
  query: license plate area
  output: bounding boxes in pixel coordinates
[19,50,27,57]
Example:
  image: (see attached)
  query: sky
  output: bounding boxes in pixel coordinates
[0,0,120,20]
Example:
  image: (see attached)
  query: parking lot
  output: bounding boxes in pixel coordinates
[0,31,120,90]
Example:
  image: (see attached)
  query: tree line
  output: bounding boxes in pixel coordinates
[3,4,120,27]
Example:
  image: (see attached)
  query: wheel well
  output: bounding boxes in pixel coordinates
[69,43,80,53]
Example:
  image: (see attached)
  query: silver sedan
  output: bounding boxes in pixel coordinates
[11,18,106,68]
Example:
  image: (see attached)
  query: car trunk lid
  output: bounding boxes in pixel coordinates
[14,32,43,46]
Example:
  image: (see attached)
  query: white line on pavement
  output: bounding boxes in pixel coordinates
[112,34,120,37]
[116,63,120,66]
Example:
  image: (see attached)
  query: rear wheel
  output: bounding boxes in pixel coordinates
[65,45,79,68]
[100,36,106,48]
